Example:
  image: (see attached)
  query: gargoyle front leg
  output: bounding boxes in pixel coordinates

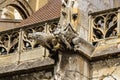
[60,34,72,49]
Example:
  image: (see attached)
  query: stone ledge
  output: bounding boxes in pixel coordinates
[0,57,54,77]
[74,38,120,61]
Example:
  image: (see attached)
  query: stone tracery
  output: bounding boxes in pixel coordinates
[0,31,19,54]
[90,11,118,46]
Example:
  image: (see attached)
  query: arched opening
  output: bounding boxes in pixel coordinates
[0,0,34,19]
[1,5,29,19]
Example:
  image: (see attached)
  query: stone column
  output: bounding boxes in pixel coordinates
[88,15,92,42]
[0,9,2,18]
[117,9,120,35]
[53,51,90,80]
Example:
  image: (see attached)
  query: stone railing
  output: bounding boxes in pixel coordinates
[0,21,58,55]
[89,7,120,46]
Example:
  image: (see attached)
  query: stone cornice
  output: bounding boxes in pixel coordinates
[0,57,54,77]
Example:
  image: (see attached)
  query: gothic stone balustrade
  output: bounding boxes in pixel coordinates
[89,7,120,46]
[0,20,58,67]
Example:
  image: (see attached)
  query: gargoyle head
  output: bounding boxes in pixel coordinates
[28,32,47,39]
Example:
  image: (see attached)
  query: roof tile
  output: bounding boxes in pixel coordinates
[18,0,61,27]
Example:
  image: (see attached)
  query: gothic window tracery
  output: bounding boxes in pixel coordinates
[23,25,45,50]
[0,31,19,55]
[0,21,59,55]
[90,12,118,46]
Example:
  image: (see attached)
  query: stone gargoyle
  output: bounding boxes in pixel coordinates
[28,23,93,53]
[28,23,95,80]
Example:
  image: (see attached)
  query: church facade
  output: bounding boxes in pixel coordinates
[0,0,119,80]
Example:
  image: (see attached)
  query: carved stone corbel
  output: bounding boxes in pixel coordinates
[28,0,94,80]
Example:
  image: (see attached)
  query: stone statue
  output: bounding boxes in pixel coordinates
[28,32,54,50]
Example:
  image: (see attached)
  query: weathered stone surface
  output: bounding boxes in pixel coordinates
[0,47,45,67]
[0,19,20,32]
[91,38,120,58]
[0,57,54,76]
[91,58,120,80]
[53,51,90,80]
[0,69,53,80]
[28,0,48,11]
[73,36,95,58]
[77,0,114,40]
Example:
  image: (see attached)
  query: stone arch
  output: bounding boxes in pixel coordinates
[0,0,33,19]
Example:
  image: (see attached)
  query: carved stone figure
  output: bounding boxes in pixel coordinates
[27,1,90,80]
[53,23,78,50]
[28,32,54,50]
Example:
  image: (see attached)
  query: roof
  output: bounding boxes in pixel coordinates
[18,0,61,27]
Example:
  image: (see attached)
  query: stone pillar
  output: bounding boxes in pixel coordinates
[0,9,2,18]
[54,51,90,80]
[117,9,120,35]
[88,15,92,42]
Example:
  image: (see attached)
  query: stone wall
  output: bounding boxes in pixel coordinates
[0,53,54,80]
[28,0,48,11]
[91,58,120,80]
[77,0,114,40]
[0,19,20,32]
[0,69,53,80]
[54,51,90,80]
[113,0,120,7]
